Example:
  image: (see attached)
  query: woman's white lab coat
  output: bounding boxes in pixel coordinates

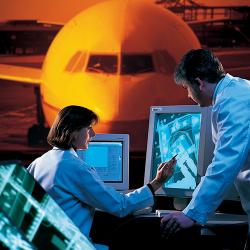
[28,147,154,239]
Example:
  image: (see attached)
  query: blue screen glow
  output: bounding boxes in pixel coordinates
[152,112,201,191]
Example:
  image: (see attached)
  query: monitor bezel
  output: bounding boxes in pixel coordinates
[144,105,210,197]
[88,133,129,191]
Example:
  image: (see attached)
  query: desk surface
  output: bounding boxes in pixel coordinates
[91,208,248,247]
[157,210,248,225]
[136,209,248,226]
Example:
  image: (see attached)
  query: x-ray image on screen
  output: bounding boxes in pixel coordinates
[152,112,201,191]
[0,161,95,250]
[0,210,36,250]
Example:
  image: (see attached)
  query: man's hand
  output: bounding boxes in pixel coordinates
[160,211,195,239]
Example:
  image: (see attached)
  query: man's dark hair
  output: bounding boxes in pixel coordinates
[47,105,98,149]
[174,49,225,86]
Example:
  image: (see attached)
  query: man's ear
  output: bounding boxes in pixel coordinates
[195,78,205,91]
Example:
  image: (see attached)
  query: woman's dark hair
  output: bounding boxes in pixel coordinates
[174,49,225,86]
[47,105,98,149]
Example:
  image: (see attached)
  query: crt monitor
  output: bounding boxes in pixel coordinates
[144,105,212,198]
[0,161,95,250]
[77,134,129,191]
[144,105,240,201]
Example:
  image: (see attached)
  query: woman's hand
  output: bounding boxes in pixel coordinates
[155,156,176,183]
[150,156,177,192]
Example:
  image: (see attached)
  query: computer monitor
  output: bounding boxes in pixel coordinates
[144,105,240,201]
[144,105,213,198]
[77,134,129,191]
[0,161,95,250]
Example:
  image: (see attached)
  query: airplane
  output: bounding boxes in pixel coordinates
[0,0,200,151]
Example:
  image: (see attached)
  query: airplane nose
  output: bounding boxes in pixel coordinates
[80,74,154,122]
[118,75,151,120]
[80,74,120,122]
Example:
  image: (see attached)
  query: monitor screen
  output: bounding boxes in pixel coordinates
[0,161,95,250]
[77,134,129,191]
[144,105,240,201]
[144,105,211,198]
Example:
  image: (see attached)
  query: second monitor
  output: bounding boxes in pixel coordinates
[77,133,129,191]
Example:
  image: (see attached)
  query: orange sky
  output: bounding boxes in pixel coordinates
[0,0,249,23]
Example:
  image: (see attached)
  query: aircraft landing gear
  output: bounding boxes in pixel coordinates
[28,124,50,147]
[27,86,49,147]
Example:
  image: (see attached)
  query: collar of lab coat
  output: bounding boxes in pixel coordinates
[52,146,78,157]
[212,73,234,105]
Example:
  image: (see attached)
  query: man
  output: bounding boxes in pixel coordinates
[161,49,250,248]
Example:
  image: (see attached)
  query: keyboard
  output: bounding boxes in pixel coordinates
[132,206,153,216]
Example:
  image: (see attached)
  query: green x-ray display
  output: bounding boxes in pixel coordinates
[0,161,95,250]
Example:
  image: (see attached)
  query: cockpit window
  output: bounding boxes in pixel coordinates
[65,51,82,72]
[121,54,154,75]
[86,55,117,74]
[65,51,86,73]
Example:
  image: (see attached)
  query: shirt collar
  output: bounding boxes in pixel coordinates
[212,73,234,105]
[52,146,78,157]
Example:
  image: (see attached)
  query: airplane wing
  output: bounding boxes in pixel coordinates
[37,20,65,26]
[0,64,41,85]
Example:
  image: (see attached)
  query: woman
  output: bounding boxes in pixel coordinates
[27,105,176,248]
